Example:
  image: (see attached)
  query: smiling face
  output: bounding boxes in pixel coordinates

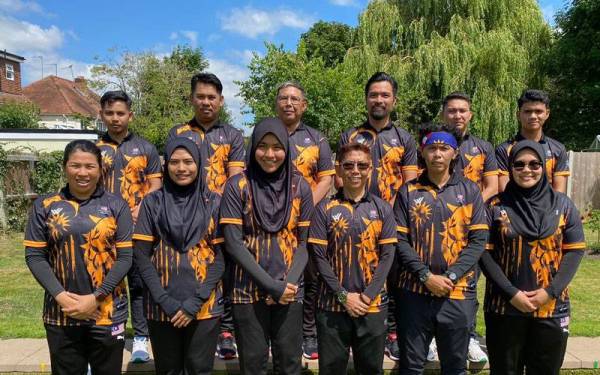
[336,149,372,193]
[511,148,543,189]
[422,143,457,175]
[190,82,224,125]
[518,101,550,133]
[255,133,286,173]
[276,85,307,128]
[167,147,198,186]
[442,98,472,135]
[65,150,101,199]
[99,100,133,137]
[366,81,396,122]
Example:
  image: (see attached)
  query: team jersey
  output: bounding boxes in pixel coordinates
[24,187,133,326]
[219,172,313,304]
[456,133,499,191]
[495,133,570,184]
[167,119,245,195]
[308,191,397,313]
[485,194,585,318]
[288,122,335,189]
[338,122,418,204]
[395,173,488,300]
[133,192,224,321]
[96,132,162,209]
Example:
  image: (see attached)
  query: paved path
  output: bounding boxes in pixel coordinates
[0,337,599,373]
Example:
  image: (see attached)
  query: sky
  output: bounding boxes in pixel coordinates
[0,0,568,130]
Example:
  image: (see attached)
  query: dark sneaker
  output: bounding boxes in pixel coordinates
[217,332,237,360]
[302,336,318,360]
[385,333,399,361]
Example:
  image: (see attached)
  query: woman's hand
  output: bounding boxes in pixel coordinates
[278,283,298,305]
[424,275,454,297]
[171,310,193,328]
[524,289,552,309]
[509,291,537,313]
[61,292,100,320]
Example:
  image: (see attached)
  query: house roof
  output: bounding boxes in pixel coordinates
[0,92,31,104]
[22,76,100,117]
[0,51,25,63]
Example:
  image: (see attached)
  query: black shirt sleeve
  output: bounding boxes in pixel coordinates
[228,128,246,168]
[286,179,314,283]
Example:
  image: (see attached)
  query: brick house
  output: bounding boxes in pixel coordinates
[0,51,29,103]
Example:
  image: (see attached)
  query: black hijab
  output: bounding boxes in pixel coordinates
[247,117,292,233]
[500,140,560,240]
[157,137,209,252]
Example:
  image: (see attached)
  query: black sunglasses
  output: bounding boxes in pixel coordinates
[341,161,371,171]
[512,160,543,171]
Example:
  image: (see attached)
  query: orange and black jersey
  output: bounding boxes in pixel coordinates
[338,122,418,204]
[133,192,224,321]
[24,187,133,326]
[484,194,585,318]
[308,191,397,313]
[394,173,488,300]
[289,123,335,189]
[167,119,245,195]
[456,133,499,190]
[219,172,313,304]
[496,133,569,184]
[97,132,162,209]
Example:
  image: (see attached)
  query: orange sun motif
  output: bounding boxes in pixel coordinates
[356,218,382,284]
[463,153,485,186]
[120,155,149,208]
[48,212,70,240]
[410,201,432,229]
[206,143,231,194]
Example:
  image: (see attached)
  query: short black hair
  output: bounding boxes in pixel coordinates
[191,72,223,95]
[100,90,132,110]
[336,142,372,163]
[63,139,102,167]
[517,89,550,109]
[365,71,398,97]
[442,91,471,110]
[416,122,462,172]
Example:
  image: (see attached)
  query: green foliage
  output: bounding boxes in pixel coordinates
[585,210,600,247]
[545,0,600,151]
[0,102,40,129]
[90,45,232,151]
[300,21,355,67]
[32,151,64,195]
[237,43,364,145]
[345,0,552,144]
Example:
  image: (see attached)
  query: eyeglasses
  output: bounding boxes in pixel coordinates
[512,160,543,171]
[341,161,371,171]
[277,95,303,105]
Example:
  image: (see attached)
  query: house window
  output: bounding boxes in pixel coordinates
[6,64,14,81]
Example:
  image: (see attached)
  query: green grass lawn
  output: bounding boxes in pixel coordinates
[1,232,599,338]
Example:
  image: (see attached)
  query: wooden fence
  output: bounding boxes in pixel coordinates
[568,151,600,213]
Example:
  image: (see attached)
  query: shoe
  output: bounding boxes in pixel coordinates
[468,337,488,363]
[217,332,238,360]
[130,336,150,363]
[302,336,318,360]
[427,338,438,362]
[384,333,399,361]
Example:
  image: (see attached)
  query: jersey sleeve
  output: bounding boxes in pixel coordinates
[554,145,570,176]
[495,143,510,176]
[166,125,178,143]
[219,176,244,225]
[114,199,134,249]
[228,128,246,169]
[394,185,410,241]
[401,133,418,171]
[561,199,585,251]
[468,184,489,231]
[483,141,500,177]
[23,197,49,249]
[298,179,315,228]
[378,202,398,245]
[133,196,157,243]
[145,143,163,179]
[316,138,335,178]
[308,200,328,246]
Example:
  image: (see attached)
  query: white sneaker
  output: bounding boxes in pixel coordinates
[131,336,150,363]
[467,337,488,363]
[427,338,438,362]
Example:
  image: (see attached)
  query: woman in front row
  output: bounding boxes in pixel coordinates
[25,140,133,375]
[219,117,314,374]
[482,140,586,375]
[133,137,224,375]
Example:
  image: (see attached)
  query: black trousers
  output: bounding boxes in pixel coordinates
[232,301,303,375]
[316,309,387,375]
[147,317,220,375]
[395,289,473,375]
[128,264,148,337]
[45,323,125,375]
[303,258,318,338]
[485,313,569,375]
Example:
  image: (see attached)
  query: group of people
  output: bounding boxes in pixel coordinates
[24,71,586,375]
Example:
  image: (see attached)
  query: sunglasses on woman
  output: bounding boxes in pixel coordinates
[341,161,371,171]
[512,160,543,171]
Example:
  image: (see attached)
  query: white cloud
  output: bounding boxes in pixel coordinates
[206,58,249,130]
[169,31,178,40]
[0,0,43,14]
[0,15,63,53]
[329,0,358,6]
[220,6,314,38]
[180,30,198,48]
[207,33,221,43]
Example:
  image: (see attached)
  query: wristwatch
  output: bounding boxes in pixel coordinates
[419,270,432,284]
[444,271,458,284]
[336,290,348,305]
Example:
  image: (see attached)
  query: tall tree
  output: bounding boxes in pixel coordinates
[545,0,600,150]
[300,21,355,68]
[344,0,552,143]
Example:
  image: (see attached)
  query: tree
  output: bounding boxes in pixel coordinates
[300,21,355,68]
[237,43,364,146]
[0,101,40,129]
[90,45,232,151]
[343,0,552,144]
[545,0,600,150]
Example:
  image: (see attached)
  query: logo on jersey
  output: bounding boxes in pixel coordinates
[414,197,424,205]
[332,212,342,222]
[471,146,479,154]
[50,208,63,216]
[391,138,398,145]
[304,137,311,144]
[457,194,464,204]
[131,147,140,155]
[369,210,378,219]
